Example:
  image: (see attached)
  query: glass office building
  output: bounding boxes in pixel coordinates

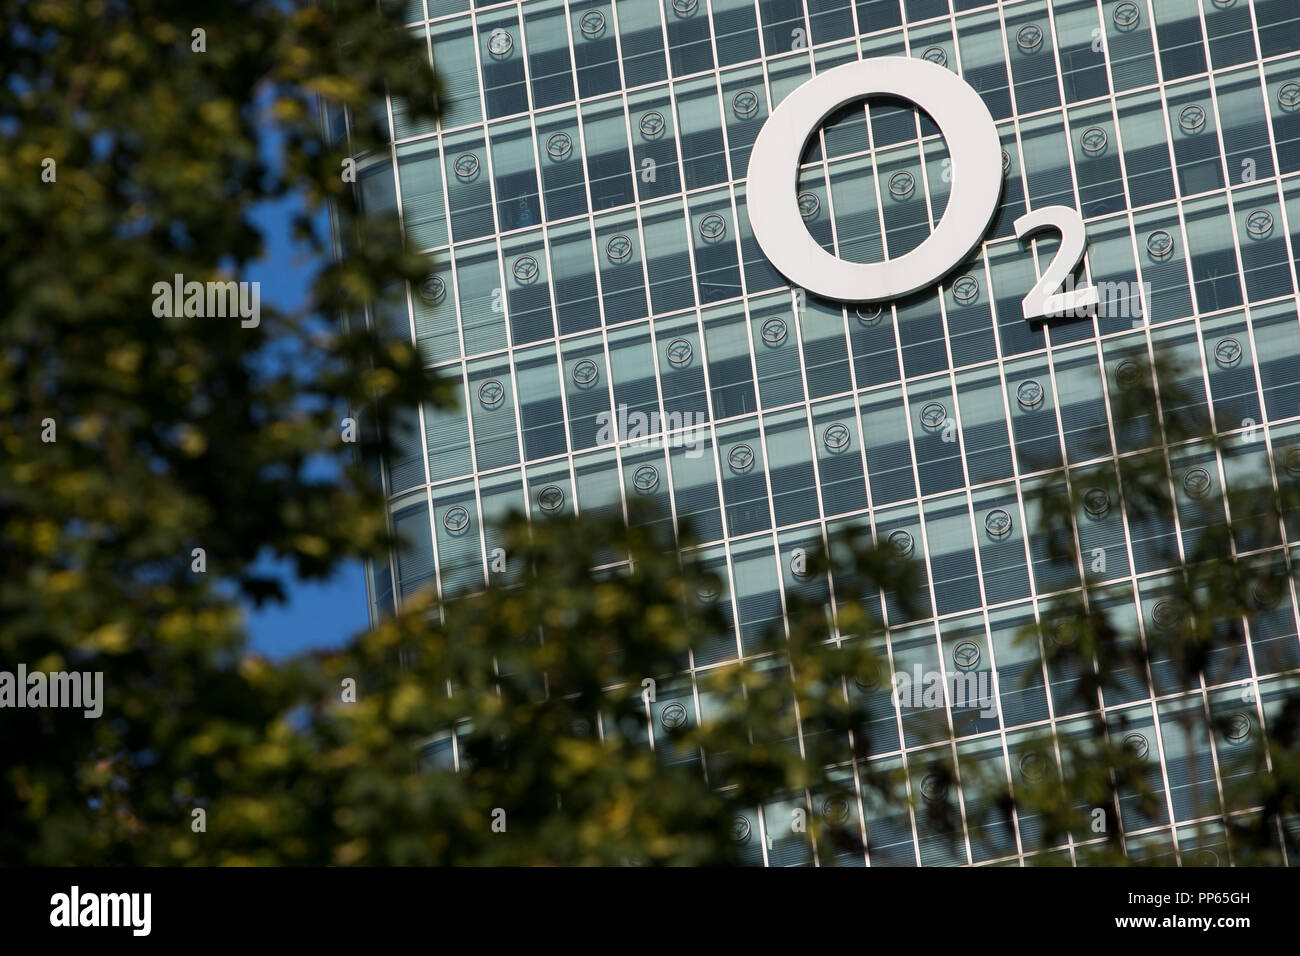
[335,0,1300,864]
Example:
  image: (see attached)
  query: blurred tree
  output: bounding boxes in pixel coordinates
[955,351,1300,866]
[185,513,924,865]
[0,0,441,862]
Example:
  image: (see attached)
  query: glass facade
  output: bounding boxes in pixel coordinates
[336,0,1300,864]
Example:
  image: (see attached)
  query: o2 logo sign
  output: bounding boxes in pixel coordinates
[746,57,1098,323]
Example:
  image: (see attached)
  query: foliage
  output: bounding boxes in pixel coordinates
[167,513,921,865]
[0,0,440,863]
[979,351,1300,865]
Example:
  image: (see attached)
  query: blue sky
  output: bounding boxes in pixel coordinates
[242,190,371,660]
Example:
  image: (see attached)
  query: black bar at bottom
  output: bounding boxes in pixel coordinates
[0,865,1281,942]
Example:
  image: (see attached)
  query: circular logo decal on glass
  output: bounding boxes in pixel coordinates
[478,379,506,409]
[1083,487,1111,519]
[1183,467,1212,499]
[487,29,513,58]
[855,304,883,325]
[1001,149,1012,175]
[1113,2,1141,30]
[638,111,666,140]
[1019,751,1048,783]
[888,529,915,557]
[887,170,915,200]
[698,213,727,242]
[1210,0,1235,6]
[1123,732,1149,759]
[823,422,851,453]
[1279,82,1300,113]
[731,816,751,844]
[1284,445,1300,478]
[732,89,759,119]
[545,131,573,161]
[921,46,948,67]
[1146,230,1174,262]
[697,579,720,604]
[442,506,470,535]
[1224,712,1251,742]
[919,402,947,431]
[1245,209,1274,240]
[790,549,812,579]
[1115,359,1143,389]
[1251,579,1279,609]
[538,485,565,513]
[760,317,787,346]
[659,701,688,729]
[605,234,633,263]
[952,274,980,305]
[1178,104,1207,134]
[632,464,660,493]
[512,255,539,283]
[665,338,694,367]
[985,509,1013,539]
[1050,622,1079,649]
[1016,24,1044,54]
[728,443,756,473]
[821,797,850,824]
[1080,126,1109,157]
[952,640,981,670]
[854,660,886,692]
[1151,599,1182,631]
[1213,337,1242,368]
[571,358,600,387]
[453,152,480,182]
[798,192,821,221]
[1017,379,1045,410]
[919,773,947,803]
[419,274,446,305]
[579,10,606,38]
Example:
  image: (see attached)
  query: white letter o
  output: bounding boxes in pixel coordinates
[745,57,1002,302]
